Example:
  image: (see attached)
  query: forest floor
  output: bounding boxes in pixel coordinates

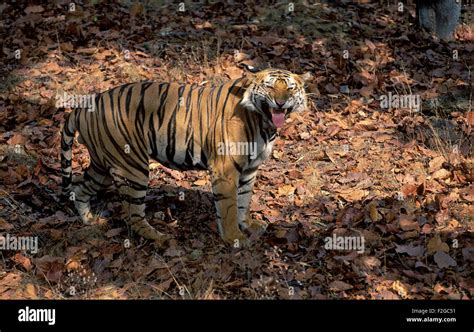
[0,1,472,299]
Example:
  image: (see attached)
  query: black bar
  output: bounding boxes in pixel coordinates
[0,300,471,331]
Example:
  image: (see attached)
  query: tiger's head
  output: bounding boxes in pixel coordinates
[240,66,311,128]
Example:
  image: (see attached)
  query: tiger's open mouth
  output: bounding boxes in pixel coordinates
[261,101,290,128]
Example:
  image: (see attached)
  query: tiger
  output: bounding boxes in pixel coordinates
[60,65,311,247]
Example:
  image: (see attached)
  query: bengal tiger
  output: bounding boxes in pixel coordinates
[60,66,311,247]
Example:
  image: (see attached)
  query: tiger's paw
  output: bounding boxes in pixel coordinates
[75,201,94,225]
[223,231,250,249]
[131,221,170,247]
[244,218,268,237]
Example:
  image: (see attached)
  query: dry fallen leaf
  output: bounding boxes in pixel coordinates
[329,280,353,292]
[395,243,425,257]
[35,255,65,283]
[462,248,474,262]
[60,42,74,52]
[6,132,27,146]
[368,203,383,222]
[164,245,184,257]
[336,207,364,224]
[104,227,123,238]
[193,179,207,186]
[251,35,288,45]
[299,132,311,140]
[130,2,144,18]
[433,251,457,269]
[357,256,381,270]
[25,283,37,299]
[337,188,369,202]
[24,5,44,14]
[0,218,14,230]
[378,290,400,300]
[11,253,32,271]
[427,235,449,255]
[0,273,22,294]
[391,280,409,299]
[401,183,418,198]
[429,156,446,173]
[278,184,295,197]
[432,169,451,180]
[354,119,377,131]
[399,215,419,231]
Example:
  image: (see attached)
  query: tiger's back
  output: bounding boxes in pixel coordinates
[74,78,271,168]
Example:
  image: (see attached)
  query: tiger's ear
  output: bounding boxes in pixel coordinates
[240,63,260,74]
[300,71,312,82]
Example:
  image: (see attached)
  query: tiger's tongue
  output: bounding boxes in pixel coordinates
[271,110,285,128]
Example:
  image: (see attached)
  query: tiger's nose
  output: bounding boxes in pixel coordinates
[275,99,286,108]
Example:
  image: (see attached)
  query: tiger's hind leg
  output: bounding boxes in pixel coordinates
[111,169,168,245]
[72,166,113,224]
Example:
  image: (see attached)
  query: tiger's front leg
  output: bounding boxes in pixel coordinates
[237,168,268,237]
[210,163,250,248]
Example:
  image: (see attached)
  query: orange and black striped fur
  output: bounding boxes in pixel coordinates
[60,68,311,247]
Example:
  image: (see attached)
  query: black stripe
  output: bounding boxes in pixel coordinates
[87,97,101,164]
[115,180,148,191]
[243,166,258,174]
[232,159,243,173]
[216,85,226,152]
[130,213,146,219]
[136,82,152,131]
[61,139,71,152]
[166,85,184,163]
[157,84,170,129]
[149,112,157,156]
[200,150,208,168]
[80,184,97,196]
[74,198,89,203]
[123,196,146,204]
[207,86,214,136]
[239,176,254,187]
[184,85,196,167]
[84,171,107,187]
[238,189,252,195]
[125,85,134,117]
[213,193,229,201]
[62,177,72,188]
[148,83,165,156]
[60,159,70,169]
[63,113,75,136]
[197,86,205,149]
[242,112,256,163]
[132,83,153,163]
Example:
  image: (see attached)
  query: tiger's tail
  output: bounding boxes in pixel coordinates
[60,109,77,198]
